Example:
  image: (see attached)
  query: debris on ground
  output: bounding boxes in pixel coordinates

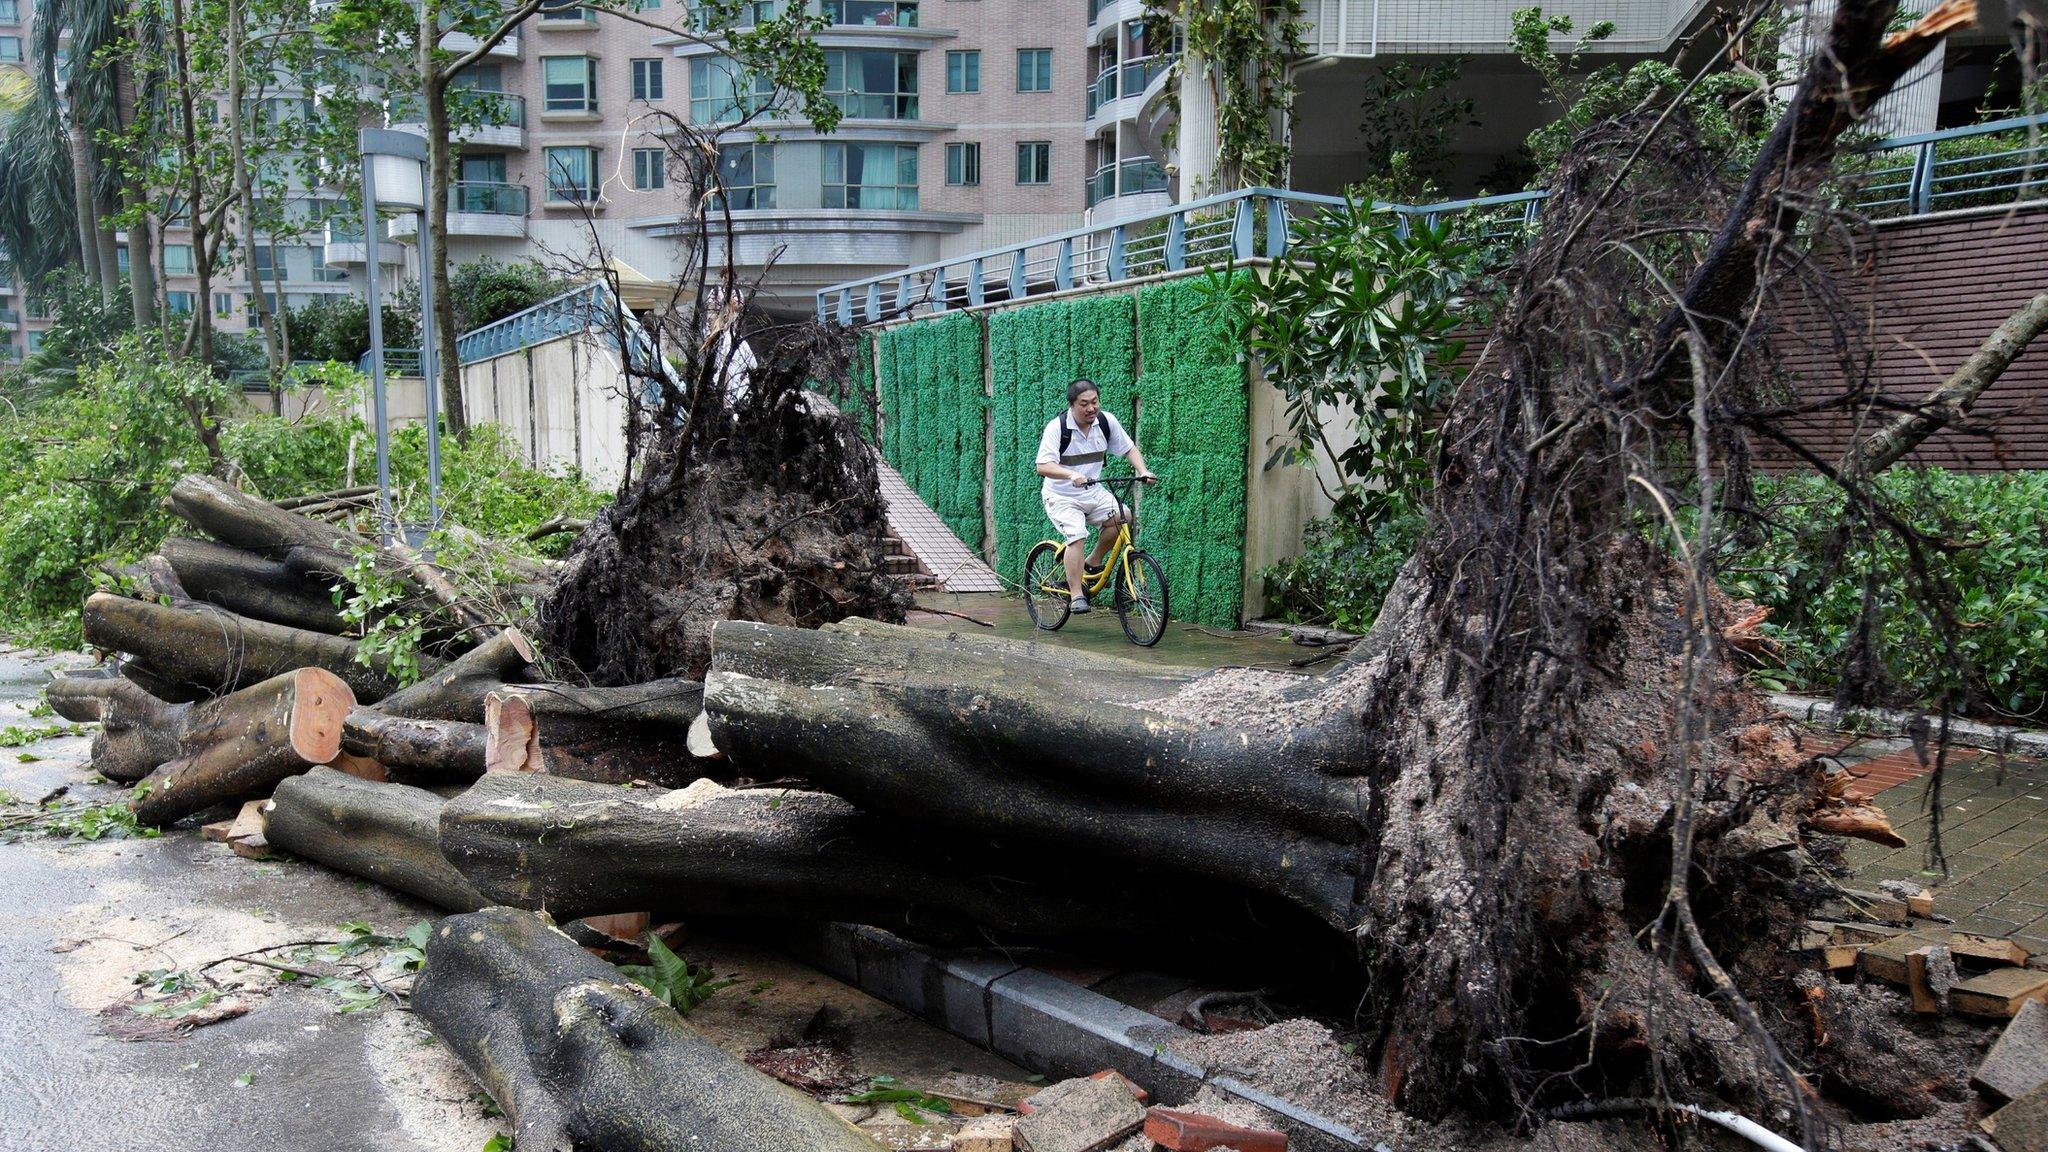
[1975,999,2048,1102]
[1013,1076,1144,1152]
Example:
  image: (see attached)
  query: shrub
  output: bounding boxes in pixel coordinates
[0,339,607,648]
[448,256,567,332]
[1723,470,2048,720]
[1260,507,1424,634]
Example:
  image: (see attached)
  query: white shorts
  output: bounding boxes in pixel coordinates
[1042,485,1122,543]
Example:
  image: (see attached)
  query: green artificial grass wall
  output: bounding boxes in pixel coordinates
[875,313,986,548]
[987,294,1138,584]
[870,278,1249,628]
[1132,278,1248,629]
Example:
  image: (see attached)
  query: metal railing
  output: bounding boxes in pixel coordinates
[449,181,530,215]
[819,112,2048,323]
[1085,158,1170,207]
[816,185,1544,323]
[358,347,423,376]
[1087,66,1117,116]
[452,281,684,404]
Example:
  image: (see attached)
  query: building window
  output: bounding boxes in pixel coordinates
[541,56,599,113]
[690,58,774,123]
[1016,141,1050,185]
[631,58,664,101]
[214,293,234,316]
[25,330,43,353]
[824,0,916,27]
[539,0,597,23]
[715,142,775,209]
[824,49,917,120]
[165,244,195,275]
[0,1,18,23]
[544,145,600,202]
[116,245,130,274]
[823,142,916,211]
[167,291,196,315]
[0,37,20,62]
[945,50,978,94]
[314,264,349,284]
[26,296,50,320]
[945,142,979,186]
[1016,48,1051,93]
[252,245,277,278]
[633,148,666,190]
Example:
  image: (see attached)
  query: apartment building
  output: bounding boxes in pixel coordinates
[328,0,1097,315]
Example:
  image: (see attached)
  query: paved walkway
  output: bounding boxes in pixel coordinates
[1832,736,2048,954]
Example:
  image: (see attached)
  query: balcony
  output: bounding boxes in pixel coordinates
[389,90,526,150]
[322,220,405,269]
[1087,53,1173,129]
[0,307,18,326]
[440,27,520,57]
[388,182,530,240]
[824,0,916,27]
[1084,157,1169,209]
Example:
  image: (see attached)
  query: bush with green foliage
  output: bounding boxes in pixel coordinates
[3,271,134,398]
[284,288,424,366]
[0,339,607,648]
[448,256,569,332]
[1723,470,2048,719]
[1260,508,1424,634]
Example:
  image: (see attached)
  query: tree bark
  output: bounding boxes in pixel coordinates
[439,768,1304,952]
[223,0,284,380]
[341,709,497,780]
[160,536,348,635]
[1848,287,2048,473]
[413,907,883,1152]
[167,473,368,559]
[704,619,1363,930]
[267,766,486,911]
[82,592,433,703]
[130,668,353,826]
[47,670,183,782]
[375,628,537,722]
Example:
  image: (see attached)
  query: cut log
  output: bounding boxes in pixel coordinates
[484,694,543,774]
[375,629,537,723]
[82,592,431,703]
[266,767,486,912]
[412,907,884,1152]
[437,773,1279,949]
[46,670,185,782]
[487,680,705,785]
[160,536,348,635]
[130,668,354,826]
[342,709,497,780]
[167,473,372,558]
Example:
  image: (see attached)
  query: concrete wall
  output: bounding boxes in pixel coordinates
[362,331,634,488]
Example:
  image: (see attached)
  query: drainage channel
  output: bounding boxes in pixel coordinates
[780,922,1387,1152]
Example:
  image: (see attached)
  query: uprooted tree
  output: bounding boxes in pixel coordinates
[699,0,1989,1131]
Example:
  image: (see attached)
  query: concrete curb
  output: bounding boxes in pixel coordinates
[1770,693,2048,757]
[780,923,1382,1151]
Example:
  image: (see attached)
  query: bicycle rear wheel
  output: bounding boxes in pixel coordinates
[1023,541,1072,631]
[1114,550,1169,647]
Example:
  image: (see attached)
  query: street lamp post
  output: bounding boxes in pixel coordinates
[358,127,442,545]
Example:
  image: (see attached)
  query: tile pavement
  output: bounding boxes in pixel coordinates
[877,463,1004,594]
[1835,737,2048,955]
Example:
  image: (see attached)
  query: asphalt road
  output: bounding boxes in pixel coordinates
[0,646,505,1152]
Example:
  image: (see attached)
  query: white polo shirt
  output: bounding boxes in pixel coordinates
[1036,410,1133,501]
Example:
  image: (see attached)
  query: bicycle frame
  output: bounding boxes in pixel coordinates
[1037,479,1145,598]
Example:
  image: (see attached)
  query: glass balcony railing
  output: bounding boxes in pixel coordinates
[1087,66,1116,116]
[690,0,776,30]
[1087,0,1113,22]
[824,0,917,26]
[1118,156,1168,194]
[1120,53,1171,98]
[389,90,524,128]
[0,308,18,326]
[449,181,529,215]
[1085,164,1116,207]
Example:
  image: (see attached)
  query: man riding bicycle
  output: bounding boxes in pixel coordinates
[1034,378,1155,614]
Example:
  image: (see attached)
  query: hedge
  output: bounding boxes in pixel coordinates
[988,294,1138,581]
[1131,278,1249,629]
[870,280,1249,628]
[876,313,986,548]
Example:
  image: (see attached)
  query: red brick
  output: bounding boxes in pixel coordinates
[1143,1107,1288,1152]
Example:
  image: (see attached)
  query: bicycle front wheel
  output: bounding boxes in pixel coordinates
[1023,541,1072,631]
[1114,549,1169,647]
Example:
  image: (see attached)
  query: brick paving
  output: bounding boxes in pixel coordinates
[876,464,1003,593]
[1837,737,2048,955]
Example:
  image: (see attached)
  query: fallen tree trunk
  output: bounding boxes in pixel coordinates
[167,473,368,558]
[705,618,1367,928]
[47,670,183,782]
[438,772,1288,950]
[267,767,485,911]
[375,629,537,723]
[413,907,884,1152]
[160,536,348,635]
[342,709,497,780]
[82,592,430,703]
[130,668,353,826]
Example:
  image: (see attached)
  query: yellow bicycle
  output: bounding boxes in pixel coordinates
[1023,476,1170,647]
